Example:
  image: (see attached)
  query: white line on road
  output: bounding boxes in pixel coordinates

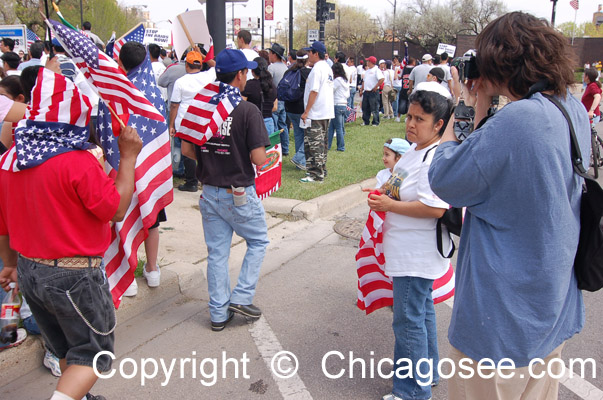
[248,316,314,400]
[442,300,603,399]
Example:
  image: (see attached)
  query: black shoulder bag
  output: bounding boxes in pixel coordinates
[542,93,603,292]
[423,145,463,259]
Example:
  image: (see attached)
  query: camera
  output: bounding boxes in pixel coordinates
[457,55,479,81]
[453,100,476,142]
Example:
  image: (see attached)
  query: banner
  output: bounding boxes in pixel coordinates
[143,28,171,47]
[265,0,274,21]
[436,43,456,57]
[234,18,241,36]
[0,25,27,55]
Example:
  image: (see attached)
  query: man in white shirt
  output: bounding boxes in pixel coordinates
[346,58,357,111]
[359,56,384,126]
[170,51,216,192]
[237,30,259,80]
[408,53,433,94]
[300,41,334,183]
[82,21,104,48]
[437,52,453,93]
[149,44,168,105]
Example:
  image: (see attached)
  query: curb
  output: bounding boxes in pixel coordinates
[262,177,376,221]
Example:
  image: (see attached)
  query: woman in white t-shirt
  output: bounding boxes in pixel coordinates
[327,62,350,151]
[367,82,453,400]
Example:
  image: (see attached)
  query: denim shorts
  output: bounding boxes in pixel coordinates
[16,256,115,372]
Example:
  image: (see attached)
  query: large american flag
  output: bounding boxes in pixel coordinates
[570,0,579,10]
[26,29,40,50]
[2,68,92,172]
[113,23,145,61]
[47,19,164,124]
[176,81,242,146]
[356,192,455,314]
[97,54,173,307]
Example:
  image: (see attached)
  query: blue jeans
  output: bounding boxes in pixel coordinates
[263,117,275,138]
[392,276,439,400]
[199,185,269,323]
[347,87,356,111]
[171,136,185,176]
[286,112,306,166]
[272,100,290,154]
[328,105,347,151]
[392,86,402,117]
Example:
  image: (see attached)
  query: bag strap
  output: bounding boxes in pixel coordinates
[436,218,455,258]
[422,144,438,162]
[540,93,589,179]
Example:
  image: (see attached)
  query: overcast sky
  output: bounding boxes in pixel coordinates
[132,0,598,30]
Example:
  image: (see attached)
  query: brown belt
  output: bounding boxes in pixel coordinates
[23,256,103,269]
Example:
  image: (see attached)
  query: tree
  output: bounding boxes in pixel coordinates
[383,0,507,53]
[5,0,143,42]
[292,0,378,57]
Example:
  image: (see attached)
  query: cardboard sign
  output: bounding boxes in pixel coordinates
[143,28,170,47]
[436,43,456,57]
[0,25,27,55]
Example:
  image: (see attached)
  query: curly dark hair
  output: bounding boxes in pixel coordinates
[252,57,275,97]
[475,12,575,99]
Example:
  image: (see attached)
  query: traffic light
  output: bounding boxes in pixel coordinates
[316,0,335,22]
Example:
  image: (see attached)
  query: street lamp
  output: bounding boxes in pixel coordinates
[228,2,247,41]
[387,0,397,58]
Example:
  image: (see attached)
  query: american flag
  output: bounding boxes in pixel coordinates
[176,81,242,146]
[345,105,356,123]
[570,0,579,10]
[356,192,454,314]
[113,23,145,61]
[105,31,116,59]
[97,54,173,307]
[48,19,164,124]
[26,29,40,50]
[2,68,92,172]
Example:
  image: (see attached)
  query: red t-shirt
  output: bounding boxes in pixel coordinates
[581,82,602,117]
[0,150,120,258]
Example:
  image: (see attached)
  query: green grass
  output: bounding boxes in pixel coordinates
[274,117,407,201]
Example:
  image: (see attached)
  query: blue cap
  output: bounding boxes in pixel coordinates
[303,41,326,55]
[384,138,411,155]
[215,49,257,74]
[51,38,61,47]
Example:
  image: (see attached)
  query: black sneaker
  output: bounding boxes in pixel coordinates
[211,311,234,332]
[228,303,262,319]
[178,183,198,192]
[86,394,107,400]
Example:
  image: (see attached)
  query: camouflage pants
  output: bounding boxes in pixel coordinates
[304,119,329,180]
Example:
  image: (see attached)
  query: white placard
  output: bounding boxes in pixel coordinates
[143,28,171,47]
[436,43,456,57]
[308,29,319,45]
[0,25,27,55]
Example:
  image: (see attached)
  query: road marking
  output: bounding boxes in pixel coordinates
[442,300,603,399]
[248,316,313,400]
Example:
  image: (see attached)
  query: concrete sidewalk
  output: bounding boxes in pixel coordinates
[0,178,376,385]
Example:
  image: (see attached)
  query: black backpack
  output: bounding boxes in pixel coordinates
[424,145,463,258]
[543,93,603,292]
[277,69,303,102]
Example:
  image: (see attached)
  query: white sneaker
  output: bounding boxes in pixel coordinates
[382,395,428,400]
[43,350,62,377]
[143,264,161,287]
[395,117,400,122]
[123,279,138,296]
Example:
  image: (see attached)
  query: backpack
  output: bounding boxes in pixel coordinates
[424,145,463,258]
[542,93,603,292]
[277,69,303,102]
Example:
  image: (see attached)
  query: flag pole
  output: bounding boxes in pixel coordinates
[106,104,127,129]
[43,0,54,58]
[572,8,577,45]
[177,15,197,53]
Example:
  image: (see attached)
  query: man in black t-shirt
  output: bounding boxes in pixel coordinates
[398,57,416,116]
[181,49,270,332]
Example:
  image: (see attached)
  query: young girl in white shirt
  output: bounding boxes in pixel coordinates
[375,138,410,188]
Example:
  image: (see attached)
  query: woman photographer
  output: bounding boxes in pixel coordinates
[428,12,589,399]
[367,81,453,400]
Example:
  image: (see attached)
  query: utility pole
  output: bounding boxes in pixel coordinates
[207,0,226,55]
[550,0,558,27]
[289,0,293,52]
[316,0,335,43]
[262,0,265,49]
[337,9,340,51]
